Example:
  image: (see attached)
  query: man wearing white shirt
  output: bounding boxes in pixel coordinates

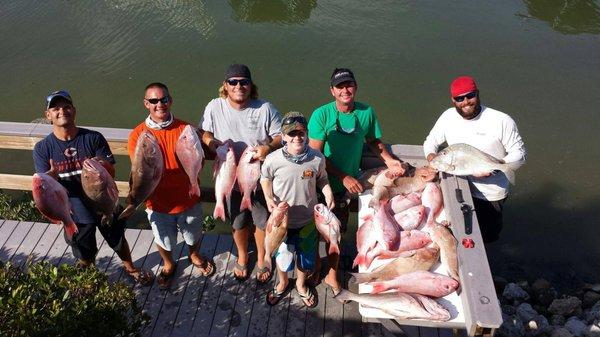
[423,76,526,243]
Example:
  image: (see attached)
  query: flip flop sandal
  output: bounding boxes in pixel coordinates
[192,258,215,277]
[266,283,291,306]
[124,268,154,286]
[157,268,175,290]
[233,262,249,282]
[256,266,273,284]
[297,286,318,308]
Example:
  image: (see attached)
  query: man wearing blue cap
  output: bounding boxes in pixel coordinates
[33,90,153,285]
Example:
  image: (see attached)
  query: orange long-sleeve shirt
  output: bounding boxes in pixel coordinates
[128,118,199,214]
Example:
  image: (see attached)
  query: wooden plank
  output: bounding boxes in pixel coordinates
[378,320,415,337]
[189,235,235,336]
[10,222,48,267]
[150,233,196,337]
[142,234,187,337]
[286,269,308,337]
[117,229,153,285]
[420,327,440,337]
[44,227,69,265]
[324,272,345,337]
[96,228,117,273]
[0,121,38,135]
[170,234,219,337]
[438,328,454,337]
[133,232,163,329]
[439,173,502,335]
[304,265,326,337]
[201,234,240,337]
[342,272,362,337]
[0,219,5,230]
[0,221,33,262]
[362,318,383,337]
[28,223,61,264]
[0,134,44,151]
[108,228,141,283]
[226,245,261,337]
[266,269,293,337]
[0,220,18,248]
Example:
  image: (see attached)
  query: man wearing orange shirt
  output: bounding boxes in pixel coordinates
[128,82,214,290]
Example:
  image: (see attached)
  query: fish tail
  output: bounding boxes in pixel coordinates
[352,254,364,269]
[328,243,340,255]
[333,289,352,303]
[189,182,201,197]
[213,202,226,221]
[118,205,136,220]
[503,167,516,185]
[370,282,387,294]
[239,194,252,212]
[350,272,372,284]
[64,221,79,242]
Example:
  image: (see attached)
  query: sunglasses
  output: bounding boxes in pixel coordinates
[453,91,477,102]
[145,96,170,105]
[335,112,359,135]
[282,116,307,126]
[226,78,251,86]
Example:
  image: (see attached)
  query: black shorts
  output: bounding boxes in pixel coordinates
[226,189,268,231]
[68,211,126,262]
[473,197,506,243]
[318,191,350,233]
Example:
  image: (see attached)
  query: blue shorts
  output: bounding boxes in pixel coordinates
[146,202,203,251]
[274,223,318,273]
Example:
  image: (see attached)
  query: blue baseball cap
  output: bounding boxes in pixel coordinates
[46,90,72,109]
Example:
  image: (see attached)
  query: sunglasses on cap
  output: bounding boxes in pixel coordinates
[453,91,477,102]
[335,112,359,135]
[282,116,307,126]
[145,96,170,105]
[226,78,251,86]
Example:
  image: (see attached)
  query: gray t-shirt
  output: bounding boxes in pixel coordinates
[200,97,282,160]
[261,147,329,228]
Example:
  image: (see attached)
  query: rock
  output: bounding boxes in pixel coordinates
[518,303,539,322]
[497,313,526,337]
[585,301,600,323]
[583,284,600,293]
[551,327,575,337]
[533,278,553,293]
[552,315,567,326]
[549,297,583,316]
[494,275,509,294]
[525,315,552,336]
[583,292,600,309]
[565,317,588,337]
[505,283,531,302]
[583,323,600,337]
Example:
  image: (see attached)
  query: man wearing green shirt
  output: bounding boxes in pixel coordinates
[307,68,407,295]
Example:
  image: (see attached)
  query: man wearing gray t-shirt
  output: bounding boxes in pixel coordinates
[200,64,282,283]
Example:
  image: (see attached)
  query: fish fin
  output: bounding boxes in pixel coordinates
[334,289,351,303]
[352,254,364,269]
[349,272,372,284]
[118,205,136,221]
[64,221,78,242]
[503,167,516,185]
[370,283,386,294]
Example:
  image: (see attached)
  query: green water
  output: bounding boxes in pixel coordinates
[1,0,599,284]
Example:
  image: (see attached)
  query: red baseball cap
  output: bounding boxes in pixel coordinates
[450,76,478,97]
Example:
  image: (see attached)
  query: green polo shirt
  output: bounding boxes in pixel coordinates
[308,101,382,193]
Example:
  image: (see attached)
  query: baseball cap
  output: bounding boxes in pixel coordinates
[225,64,252,80]
[281,111,307,135]
[450,76,478,97]
[46,90,72,109]
[330,68,356,87]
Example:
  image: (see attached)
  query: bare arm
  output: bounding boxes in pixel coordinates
[201,130,222,154]
[259,178,277,212]
[366,137,408,175]
[253,134,282,161]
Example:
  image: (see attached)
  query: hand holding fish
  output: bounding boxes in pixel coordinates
[264,196,277,213]
[45,159,58,180]
[252,144,271,161]
[385,159,408,177]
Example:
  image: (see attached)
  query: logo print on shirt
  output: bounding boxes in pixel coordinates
[63,147,78,158]
[301,170,314,180]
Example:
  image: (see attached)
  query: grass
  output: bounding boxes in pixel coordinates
[0,189,44,222]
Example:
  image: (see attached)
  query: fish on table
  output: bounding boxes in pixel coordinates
[427,223,460,284]
[393,205,426,231]
[369,166,434,208]
[369,270,459,297]
[334,289,451,321]
[119,130,164,220]
[421,182,444,225]
[175,125,204,198]
[81,158,119,226]
[32,173,78,242]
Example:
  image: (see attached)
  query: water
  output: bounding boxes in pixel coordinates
[1,0,599,284]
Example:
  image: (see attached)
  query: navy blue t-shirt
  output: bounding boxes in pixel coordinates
[33,128,116,224]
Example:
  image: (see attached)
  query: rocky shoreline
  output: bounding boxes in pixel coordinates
[495,275,600,337]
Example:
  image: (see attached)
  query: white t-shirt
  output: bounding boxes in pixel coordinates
[200,97,282,160]
[423,106,526,201]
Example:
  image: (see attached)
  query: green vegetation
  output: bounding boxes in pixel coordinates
[0,261,147,337]
[0,190,45,222]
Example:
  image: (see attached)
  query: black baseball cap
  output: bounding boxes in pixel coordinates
[330,68,355,87]
[225,64,252,80]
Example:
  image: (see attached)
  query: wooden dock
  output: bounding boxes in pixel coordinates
[0,219,461,337]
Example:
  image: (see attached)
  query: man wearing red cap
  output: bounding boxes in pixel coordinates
[423,76,526,243]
